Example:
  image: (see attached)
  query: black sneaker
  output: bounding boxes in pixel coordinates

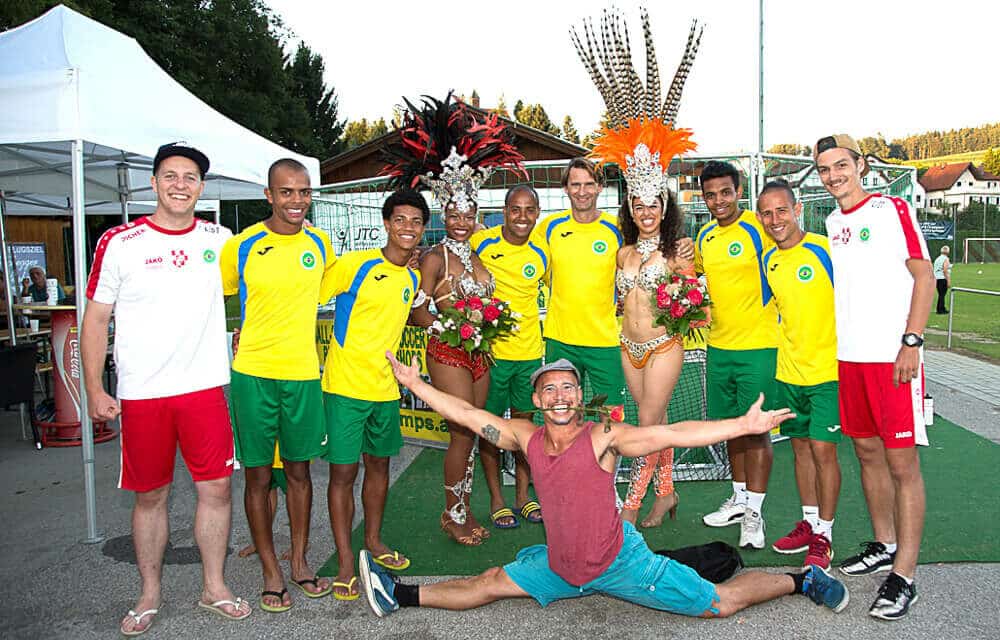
[869,572,918,620]
[838,541,894,576]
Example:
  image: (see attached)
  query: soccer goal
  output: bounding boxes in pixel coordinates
[964,237,1000,263]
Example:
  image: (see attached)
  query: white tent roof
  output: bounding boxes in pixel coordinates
[0,4,320,204]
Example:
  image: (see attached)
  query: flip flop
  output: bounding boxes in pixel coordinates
[490,507,520,529]
[372,550,411,571]
[197,597,252,620]
[290,577,333,599]
[332,576,360,601]
[518,500,543,524]
[258,589,292,613]
[120,608,158,637]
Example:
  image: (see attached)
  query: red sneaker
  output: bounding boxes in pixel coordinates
[772,520,813,554]
[804,534,833,569]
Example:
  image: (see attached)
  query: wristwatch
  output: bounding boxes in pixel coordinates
[901,333,924,348]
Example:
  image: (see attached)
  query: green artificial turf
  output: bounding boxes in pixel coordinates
[319,416,1000,576]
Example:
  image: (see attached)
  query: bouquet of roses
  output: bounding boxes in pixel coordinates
[650,272,711,339]
[428,295,520,360]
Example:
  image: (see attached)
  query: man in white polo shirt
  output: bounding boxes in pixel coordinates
[816,134,934,621]
[82,143,251,636]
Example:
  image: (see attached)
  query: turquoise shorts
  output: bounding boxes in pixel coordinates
[503,521,719,616]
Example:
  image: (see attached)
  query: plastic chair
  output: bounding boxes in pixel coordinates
[0,343,42,449]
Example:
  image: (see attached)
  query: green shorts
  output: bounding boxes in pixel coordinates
[777,381,842,443]
[706,346,777,419]
[323,393,402,464]
[270,468,287,493]
[545,340,625,406]
[486,358,541,417]
[230,370,326,467]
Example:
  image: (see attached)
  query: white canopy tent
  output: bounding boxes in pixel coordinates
[0,4,320,542]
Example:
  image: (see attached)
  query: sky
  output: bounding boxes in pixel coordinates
[269,0,999,155]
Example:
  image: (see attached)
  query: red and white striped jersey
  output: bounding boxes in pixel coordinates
[825,194,930,363]
[87,216,232,399]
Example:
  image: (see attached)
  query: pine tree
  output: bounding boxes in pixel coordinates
[493,94,510,119]
[562,115,580,144]
[513,100,526,122]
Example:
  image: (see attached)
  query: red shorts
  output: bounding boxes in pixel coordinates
[118,386,234,492]
[426,336,489,382]
[837,361,928,448]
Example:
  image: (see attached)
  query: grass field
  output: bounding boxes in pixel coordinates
[905,149,989,169]
[925,263,1000,361]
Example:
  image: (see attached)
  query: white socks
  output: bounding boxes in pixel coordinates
[802,505,819,529]
[746,490,766,514]
[884,542,898,554]
[732,482,748,505]
[815,518,834,540]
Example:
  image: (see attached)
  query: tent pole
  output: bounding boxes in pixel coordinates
[0,191,30,440]
[73,140,103,544]
[117,163,129,224]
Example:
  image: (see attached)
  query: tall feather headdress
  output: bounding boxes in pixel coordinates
[381,92,526,213]
[570,7,702,205]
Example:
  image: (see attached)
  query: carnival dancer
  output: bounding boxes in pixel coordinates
[472,185,549,530]
[382,94,526,546]
[569,7,701,519]
[358,352,849,620]
[82,143,251,635]
[816,133,933,619]
[756,180,842,570]
[220,158,334,610]
[319,189,427,600]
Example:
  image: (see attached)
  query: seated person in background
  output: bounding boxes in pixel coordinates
[22,266,68,303]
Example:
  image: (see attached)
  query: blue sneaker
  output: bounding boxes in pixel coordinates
[359,549,400,618]
[802,564,849,613]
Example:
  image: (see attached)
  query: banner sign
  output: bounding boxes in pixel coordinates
[919,220,954,240]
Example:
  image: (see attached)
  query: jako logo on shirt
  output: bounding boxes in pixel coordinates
[592,240,608,255]
[797,265,814,282]
[859,227,871,242]
[301,251,317,269]
[402,288,411,304]
[202,249,216,263]
[727,241,743,257]
[522,263,537,279]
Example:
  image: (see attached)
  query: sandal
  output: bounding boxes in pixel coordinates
[490,507,520,529]
[259,589,292,613]
[332,576,360,601]
[371,550,411,571]
[290,576,332,599]
[120,608,158,637]
[197,597,252,620]
[440,511,483,546]
[518,500,543,524]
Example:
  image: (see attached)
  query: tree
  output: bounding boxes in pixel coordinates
[513,99,526,122]
[768,143,809,156]
[492,94,510,119]
[369,117,389,139]
[286,42,346,159]
[342,117,389,150]
[517,103,560,136]
[562,115,580,144]
[983,148,1000,175]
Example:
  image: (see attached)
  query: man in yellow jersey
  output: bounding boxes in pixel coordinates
[756,180,841,570]
[320,189,426,600]
[530,158,626,413]
[472,185,548,529]
[220,158,335,611]
[694,161,777,549]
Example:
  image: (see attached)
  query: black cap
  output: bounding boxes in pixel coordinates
[153,142,210,178]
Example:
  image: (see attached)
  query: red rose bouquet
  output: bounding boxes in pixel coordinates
[428,295,520,361]
[651,273,711,339]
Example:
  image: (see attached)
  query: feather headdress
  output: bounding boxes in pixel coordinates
[381,93,526,213]
[570,7,702,205]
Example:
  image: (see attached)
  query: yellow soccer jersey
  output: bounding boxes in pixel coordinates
[319,248,420,402]
[471,227,548,361]
[220,222,335,380]
[531,210,621,347]
[763,233,838,386]
[694,210,778,350]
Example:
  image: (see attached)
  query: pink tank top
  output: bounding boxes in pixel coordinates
[525,423,624,586]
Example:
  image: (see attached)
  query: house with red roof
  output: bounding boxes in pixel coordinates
[919,162,1000,213]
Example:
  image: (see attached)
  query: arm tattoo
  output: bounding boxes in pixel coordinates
[482,424,501,445]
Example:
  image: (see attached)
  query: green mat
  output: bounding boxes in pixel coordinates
[319,416,1000,576]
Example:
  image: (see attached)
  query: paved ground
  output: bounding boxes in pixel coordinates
[1,348,997,639]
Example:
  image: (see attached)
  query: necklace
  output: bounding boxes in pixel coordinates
[441,236,474,273]
[637,238,658,263]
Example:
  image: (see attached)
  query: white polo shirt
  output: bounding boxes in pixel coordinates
[87,216,232,399]
[825,193,930,363]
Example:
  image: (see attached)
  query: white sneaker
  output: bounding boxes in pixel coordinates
[702,495,746,528]
[740,509,766,549]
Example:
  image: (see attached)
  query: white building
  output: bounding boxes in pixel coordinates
[919,162,1000,213]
